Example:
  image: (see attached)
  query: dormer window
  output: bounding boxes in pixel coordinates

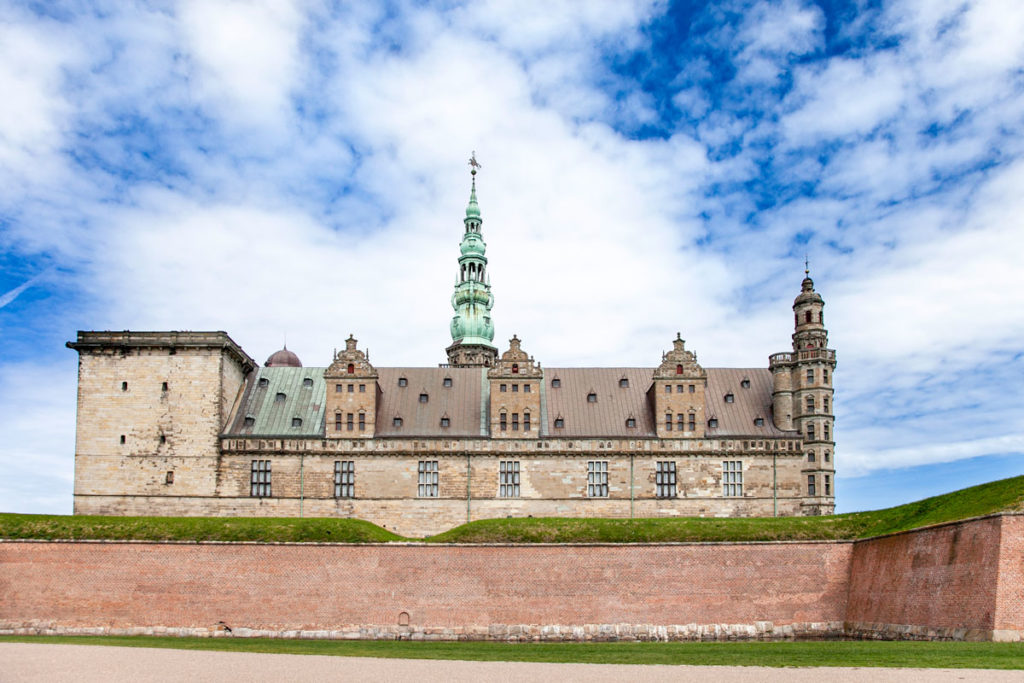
[398,377,407,387]
[440,417,450,428]
[243,416,255,427]
[754,417,764,427]
[292,417,303,427]
[619,378,629,388]
[303,378,313,388]
[258,377,269,388]
[393,417,403,427]
[551,378,561,388]
[724,393,734,403]
[708,418,719,428]
[554,416,565,429]
[443,377,452,388]
[626,417,636,428]
[275,392,286,402]
[587,392,597,403]
[419,393,428,403]
[741,378,750,389]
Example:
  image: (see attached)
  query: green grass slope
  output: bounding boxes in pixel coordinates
[2,475,1021,543]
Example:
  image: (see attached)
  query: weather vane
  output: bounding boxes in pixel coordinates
[468,151,482,175]
[804,253,810,275]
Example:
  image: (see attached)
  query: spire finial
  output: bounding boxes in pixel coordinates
[804,253,810,276]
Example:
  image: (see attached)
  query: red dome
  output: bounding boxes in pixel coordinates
[265,346,301,367]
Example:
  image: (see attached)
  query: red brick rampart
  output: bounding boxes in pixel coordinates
[1,513,1021,641]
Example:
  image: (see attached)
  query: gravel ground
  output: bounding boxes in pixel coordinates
[1,642,1021,683]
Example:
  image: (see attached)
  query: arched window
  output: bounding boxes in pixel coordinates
[805,310,812,323]
[676,364,683,375]
[819,311,824,323]
[347,363,354,374]
[512,363,519,374]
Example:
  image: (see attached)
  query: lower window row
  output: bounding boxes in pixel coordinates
[250,460,753,499]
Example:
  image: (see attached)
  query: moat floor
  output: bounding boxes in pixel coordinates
[1,643,1021,682]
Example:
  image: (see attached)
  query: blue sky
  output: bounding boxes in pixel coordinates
[1,0,1022,515]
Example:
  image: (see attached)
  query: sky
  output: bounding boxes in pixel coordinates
[1,0,1022,515]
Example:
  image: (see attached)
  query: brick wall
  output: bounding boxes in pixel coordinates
[3,514,1021,641]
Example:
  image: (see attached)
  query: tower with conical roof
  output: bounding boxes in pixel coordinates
[446,153,497,367]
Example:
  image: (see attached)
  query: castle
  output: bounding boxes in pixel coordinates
[67,164,837,537]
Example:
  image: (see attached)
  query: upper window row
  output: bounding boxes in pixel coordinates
[499,383,532,393]
[335,383,367,393]
[120,381,170,392]
[664,384,697,394]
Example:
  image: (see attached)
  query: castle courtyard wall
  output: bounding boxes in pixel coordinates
[3,514,1021,642]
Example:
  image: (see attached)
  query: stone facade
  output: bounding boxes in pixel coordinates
[65,177,837,536]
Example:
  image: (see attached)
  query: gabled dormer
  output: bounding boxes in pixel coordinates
[487,335,542,438]
[324,335,379,438]
[650,333,707,438]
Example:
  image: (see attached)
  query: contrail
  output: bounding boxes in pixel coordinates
[0,269,51,310]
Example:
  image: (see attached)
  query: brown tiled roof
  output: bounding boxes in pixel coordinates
[544,368,656,437]
[705,368,791,437]
[375,367,487,437]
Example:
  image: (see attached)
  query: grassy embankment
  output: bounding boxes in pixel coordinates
[1,475,1022,543]
[0,635,1023,669]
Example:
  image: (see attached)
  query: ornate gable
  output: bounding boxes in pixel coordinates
[654,333,706,380]
[487,335,542,379]
[325,335,378,379]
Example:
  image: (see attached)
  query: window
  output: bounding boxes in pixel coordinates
[259,378,270,388]
[250,460,271,497]
[161,381,169,392]
[393,416,403,428]
[121,381,128,391]
[512,363,519,374]
[806,369,814,383]
[419,393,428,403]
[664,385,671,394]
[347,384,354,393]
[499,461,520,498]
[725,392,734,403]
[512,413,519,431]
[626,417,636,429]
[554,417,564,429]
[418,461,438,497]
[335,384,342,393]
[807,424,815,440]
[722,461,743,497]
[689,384,695,393]
[120,434,126,444]
[551,378,561,388]
[512,384,519,393]
[824,450,831,463]
[619,378,629,388]
[159,434,166,444]
[806,396,814,413]
[676,364,683,375]
[443,377,452,387]
[823,369,829,383]
[500,412,507,431]
[587,461,609,497]
[708,418,719,428]
[334,413,342,431]
[754,417,764,427]
[500,383,507,392]
[524,413,531,432]
[823,423,830,440]
[347,413,354,431]
[825,475,832,496]
[398,377,407,387]
[587,392,597,403]
[808,475,816,496]
[524,383,531,393]
[303,378,313,388]
[656,461,676,498]
[359,384,366,393]
[808,451,816,462]
[675,384,683,393]
[292,417,303,428]
[823,396,829,412]
[676,414,684,431]
[275,392,286,402]
[688,413,696,431]
[335,461,354,498]
[347,363,355,374]
[165,471,174,484]
[665,413,672,431]
[740,378,750,389]
[805,310,812,323]
[440,416,450,428]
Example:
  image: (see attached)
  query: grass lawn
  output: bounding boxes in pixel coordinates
[3,474,1021,543]
[1,635,1022,669]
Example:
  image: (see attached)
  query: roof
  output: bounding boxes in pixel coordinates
[226,367,326,437]
[67,330,257,373]
[222,366,793,439]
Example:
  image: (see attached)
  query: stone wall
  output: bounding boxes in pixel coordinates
[3,513,1022,642]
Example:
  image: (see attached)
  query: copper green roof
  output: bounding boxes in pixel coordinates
[226,367,325,436]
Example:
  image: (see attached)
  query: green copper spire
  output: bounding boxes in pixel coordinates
[446,153,497,367]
